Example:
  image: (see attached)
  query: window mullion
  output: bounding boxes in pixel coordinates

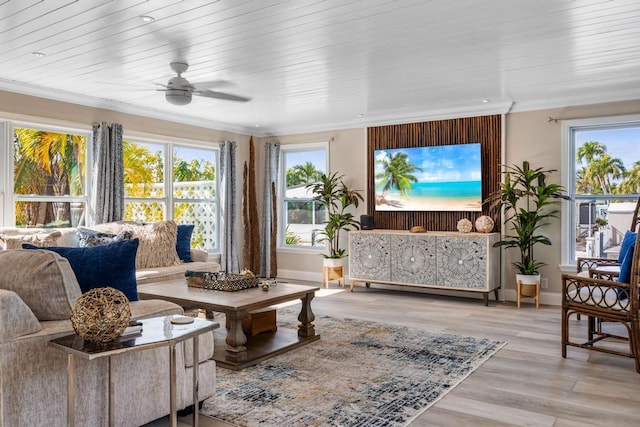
[165,142,173,220]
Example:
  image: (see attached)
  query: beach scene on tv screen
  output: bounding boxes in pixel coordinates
[374,143,482,212]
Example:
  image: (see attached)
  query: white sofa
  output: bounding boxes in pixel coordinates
[0,249,218,427]
[0,225,221,284]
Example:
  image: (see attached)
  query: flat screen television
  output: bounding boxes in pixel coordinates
[374,142,482,212]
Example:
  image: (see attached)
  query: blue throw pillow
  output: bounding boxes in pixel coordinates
[617,241,635,300]
[617,231,637,264]
[22,239,140,302]
[176,224,194,263]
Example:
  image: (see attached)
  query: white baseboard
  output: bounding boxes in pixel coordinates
[503,289,562,306]
[277,268,324,284]
[276,269,563,306]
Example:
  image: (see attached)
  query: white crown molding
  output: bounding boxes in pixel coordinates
[509,89,640,113]
[261,100,515,137]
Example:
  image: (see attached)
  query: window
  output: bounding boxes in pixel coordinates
[123,138,219,252]
[1,121,220,252]
[172,145,218,251]
[561,116,640,268]
[123,140,165,222]
[279,143,328,249]
[12,124,89,228]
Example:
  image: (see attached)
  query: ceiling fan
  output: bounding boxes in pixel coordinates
[158,62,251,106]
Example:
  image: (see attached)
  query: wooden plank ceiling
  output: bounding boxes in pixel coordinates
[0,0,639,135]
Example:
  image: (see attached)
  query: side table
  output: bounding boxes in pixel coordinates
[322,265,344,288]
[49,315,219,427]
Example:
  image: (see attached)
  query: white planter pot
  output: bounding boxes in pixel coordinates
[516,274,540,285]
[516,273,540,298]
[323,258,344,268]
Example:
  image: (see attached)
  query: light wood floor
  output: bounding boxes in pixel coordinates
[147,282,640,427]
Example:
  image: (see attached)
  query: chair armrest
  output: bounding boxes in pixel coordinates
[562,274,632,311]
[0,289,42,343]
[190,249,208,262]
[576,256,619,273]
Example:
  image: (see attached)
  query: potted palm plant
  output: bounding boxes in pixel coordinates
[306,172,364,266]
[488,161,570,288]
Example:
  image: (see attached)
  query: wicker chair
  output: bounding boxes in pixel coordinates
[561,222,640,373]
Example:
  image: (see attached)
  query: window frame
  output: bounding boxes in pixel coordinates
[8,120,92,228]
[278,141,329,253]
[560,113,640,272]
[122,134,221,253]
[123,137,169,221]
[171,142,220,252]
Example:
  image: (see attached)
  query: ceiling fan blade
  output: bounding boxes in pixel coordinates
[197,90,251,102]
[190,80,232,91]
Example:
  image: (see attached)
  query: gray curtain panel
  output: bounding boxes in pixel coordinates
[89,122,124,226]
[259,142,280,278]
[220,140,239,273]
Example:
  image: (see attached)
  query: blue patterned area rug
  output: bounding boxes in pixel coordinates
[201,310,505,427]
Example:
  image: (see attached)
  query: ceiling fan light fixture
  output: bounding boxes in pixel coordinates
[139,15,155,23]
[165,89,192,105]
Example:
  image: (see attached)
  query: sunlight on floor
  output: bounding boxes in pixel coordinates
[274,287,345,309]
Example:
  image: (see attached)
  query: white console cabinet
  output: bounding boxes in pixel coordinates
[349,230,500,305]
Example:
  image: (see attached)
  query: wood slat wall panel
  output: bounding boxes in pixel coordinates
[367,115,501,232]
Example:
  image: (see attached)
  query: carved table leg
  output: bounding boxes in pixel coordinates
[298,292,316,338]
[225,310,248,362]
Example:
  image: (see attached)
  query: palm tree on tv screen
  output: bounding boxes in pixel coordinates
[375,152,421,199]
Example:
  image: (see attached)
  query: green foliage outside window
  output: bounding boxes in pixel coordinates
[576,140,640,195]
[13,128,86,227]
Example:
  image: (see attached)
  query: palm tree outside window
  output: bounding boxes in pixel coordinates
[13,125,88,228]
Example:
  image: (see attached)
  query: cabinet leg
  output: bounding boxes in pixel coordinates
[482,293,488,306]
[493,288,499,301]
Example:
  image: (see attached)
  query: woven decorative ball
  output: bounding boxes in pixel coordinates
[475,215,495,233]
[70,287,131,343]
[457,218,473,233]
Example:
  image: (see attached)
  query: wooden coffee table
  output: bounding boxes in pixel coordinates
[138,280,320,370]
